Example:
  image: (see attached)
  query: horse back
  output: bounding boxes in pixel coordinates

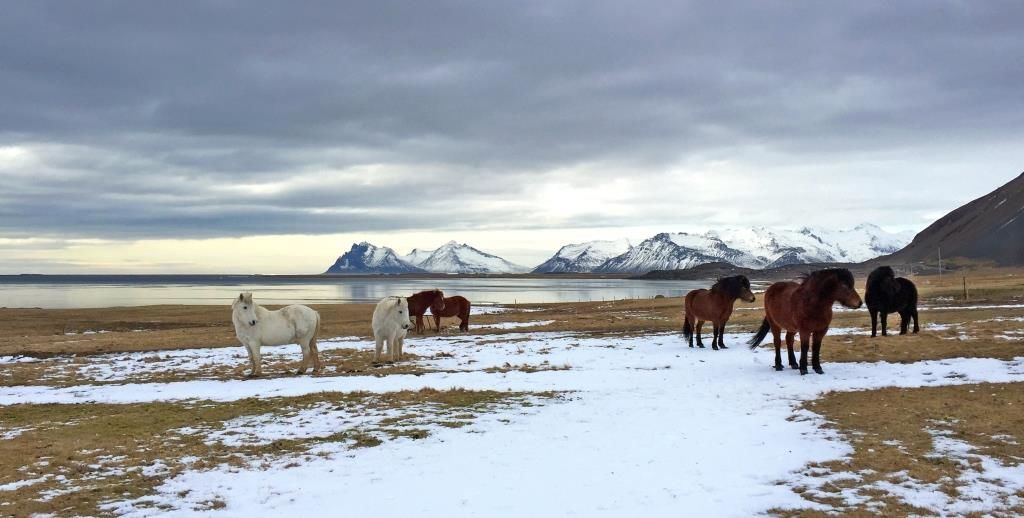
[763,281,801,329]
[684,288,731,321]
[431,295,469,317]
[896,277,919,309]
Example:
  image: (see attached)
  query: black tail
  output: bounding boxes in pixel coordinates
[748,318,771,349]
[682,315,693,342]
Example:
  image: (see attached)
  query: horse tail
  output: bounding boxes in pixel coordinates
[748,318,771,349]
[682,314,693,342]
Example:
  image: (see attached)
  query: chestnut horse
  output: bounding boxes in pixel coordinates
[865,266,920,337]
[430,295,472,332]
[682,275,756,350]
[407,289,445,333]
[748,268,863,375]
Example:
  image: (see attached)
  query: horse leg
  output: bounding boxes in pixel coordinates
[711,324,720,351]
[416,315,424,334]
[798,331,810,375]
[899,311,910,335]
[246,342,262,377]
[718,322,727,349]
[811,332,826,374]
[309,336,322,374]
[772,327,783,371]
[393,336,404,362]
[786,332,798,369]
[912,309,920,334]
[296,340,310,375]
[695,321,705,348]
[869,308,879,338]
[433,315,441,333]
[880,312,888,336]
[374,336,384,363]
[461,312,469,332]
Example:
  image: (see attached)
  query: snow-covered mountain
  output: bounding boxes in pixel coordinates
[595,233,763,273]
[532,239,632,273]
[583,224,915,274]
[324,242,424,274]
[406,241,529,274]
[402,248,435,266]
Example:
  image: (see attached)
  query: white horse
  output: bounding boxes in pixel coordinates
[231,292,322,377]
[371,296,411,362]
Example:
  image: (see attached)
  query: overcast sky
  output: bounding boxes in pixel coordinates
[1,1,1022,273]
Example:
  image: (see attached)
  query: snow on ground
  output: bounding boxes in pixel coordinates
[3,323,1024,516]
[474,320,556,329]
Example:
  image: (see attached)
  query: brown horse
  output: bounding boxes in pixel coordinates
[430,295,471,332]
[682,275,756,350]
[406,289,445,333]
[748,268,862,375]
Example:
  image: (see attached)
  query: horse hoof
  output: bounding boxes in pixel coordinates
[799,368,808,375]
[813,367,824,375]
[697,344,705,348]
[295,369,305,376]
[774,365,784,371]
[719,344,728,349]
[712,346,719,351]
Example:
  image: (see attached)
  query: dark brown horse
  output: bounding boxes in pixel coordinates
[407,289,445,333]
[865,266,920,337]
[429,295,471,332]
[748,268,863,375]
[682,275,756,350]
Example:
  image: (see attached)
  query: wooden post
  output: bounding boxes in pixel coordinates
[962,277,969,301]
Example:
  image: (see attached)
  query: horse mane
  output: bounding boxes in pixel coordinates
[711,275,750,299]
[866,266,896,290]
[799,268,855,289]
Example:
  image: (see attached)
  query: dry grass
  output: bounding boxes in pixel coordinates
[0,388,560,517]
[772,382,1024,516]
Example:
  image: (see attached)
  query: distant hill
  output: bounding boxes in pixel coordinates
[883,172,1024,266]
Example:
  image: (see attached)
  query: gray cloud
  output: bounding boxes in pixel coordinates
[0,1,1022,241]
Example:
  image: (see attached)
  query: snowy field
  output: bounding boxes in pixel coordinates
[2,313,1024,515]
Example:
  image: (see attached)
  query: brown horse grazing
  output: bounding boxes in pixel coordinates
[430,295,472,332]
[406,289,445,333]
[748,268,863,375]
[682,275,756,350]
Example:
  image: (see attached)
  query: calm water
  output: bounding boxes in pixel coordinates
[0,275,708,309]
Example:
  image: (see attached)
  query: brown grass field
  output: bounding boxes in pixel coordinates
[0,266,1022,516]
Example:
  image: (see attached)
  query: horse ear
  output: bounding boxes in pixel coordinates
[394,298,402,307]
[238,293,245,302]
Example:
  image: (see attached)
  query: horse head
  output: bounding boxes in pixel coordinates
[431,289,446,312]
[829,269,863,309]
[868,266,899,297]
[715,275,756,303]
[802,269,862,309]
[233,292,258,326]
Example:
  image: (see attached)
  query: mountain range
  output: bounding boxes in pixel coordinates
[324,224,912,274]
[325,241,529,274]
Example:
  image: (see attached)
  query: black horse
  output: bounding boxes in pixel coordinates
[865,266,919,337]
